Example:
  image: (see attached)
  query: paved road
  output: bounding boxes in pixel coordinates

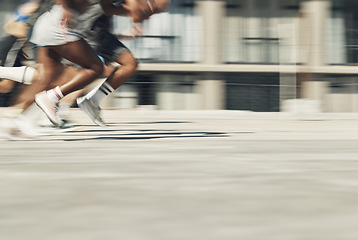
[1,110,358,240]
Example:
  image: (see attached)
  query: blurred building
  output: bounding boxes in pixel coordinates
[2,0,358,112]
[110,0,358,112]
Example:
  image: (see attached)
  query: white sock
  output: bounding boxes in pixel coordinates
[0,66,36,84]
[86,81,114,104]
[47,86,64,102]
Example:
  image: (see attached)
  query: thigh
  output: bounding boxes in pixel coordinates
[36,47,64,87]
[53,39,102,70]
[37,47,63,73]
[115,50,137,66]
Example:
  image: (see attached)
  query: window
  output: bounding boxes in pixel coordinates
[223,0,301,64]
[327,0,358,65]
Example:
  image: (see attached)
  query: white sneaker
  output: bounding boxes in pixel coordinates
[35,91,63,127]
[0,114,42,140]
[77,96,105,127]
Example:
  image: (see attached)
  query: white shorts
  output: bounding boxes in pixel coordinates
[30,5,82,47]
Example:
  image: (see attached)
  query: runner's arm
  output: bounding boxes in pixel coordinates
[99,0,129,16]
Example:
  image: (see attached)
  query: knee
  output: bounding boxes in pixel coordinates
[0,86,12,94]
[131,57,139,72]
[0,87,12,94]
[0,79,14,94]
[131,55,139,69]
[120,52,138,73]
[126,56,138,75]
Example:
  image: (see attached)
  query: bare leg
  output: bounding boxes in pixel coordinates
[77,50,138,126]
[106,50,138,89]
[33,39,103,126]
[50,39,103,95]
[0,79,15,94]
[13,39,102,110]
[13,59,64,110]
[83,50,138,105]
[55,66,87,106]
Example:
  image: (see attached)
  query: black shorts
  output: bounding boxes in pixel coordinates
[89,32,130,64]
[0,33,22,67]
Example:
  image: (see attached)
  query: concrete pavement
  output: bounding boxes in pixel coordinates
[1,109,358,240]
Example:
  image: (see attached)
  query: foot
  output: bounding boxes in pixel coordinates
[0,114,42,140]
[77,96,106,127]
[35,91,63,127]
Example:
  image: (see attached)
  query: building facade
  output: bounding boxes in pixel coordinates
[111,0,358,112]
[1,0,358,112]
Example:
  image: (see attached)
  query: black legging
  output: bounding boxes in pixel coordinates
[0,33,18,66]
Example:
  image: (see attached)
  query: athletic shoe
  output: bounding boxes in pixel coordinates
[35,91,64,127]
[0,114,42,140]
[57,104,72,128]
[77,96,106,127]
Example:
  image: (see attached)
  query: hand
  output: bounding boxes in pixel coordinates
[123,0,152,23]
[121,23,144,37]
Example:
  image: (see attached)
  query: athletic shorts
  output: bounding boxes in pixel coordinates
[0,33,25,67]
[30,5,82,47]
[76,3,130,62]
[88,32,129,64]
[62,32,129,68]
